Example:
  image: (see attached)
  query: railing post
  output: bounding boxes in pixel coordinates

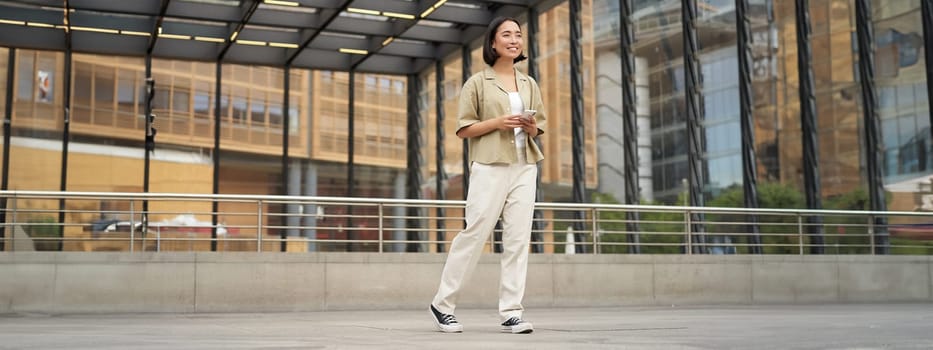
[868,214,876,255]
[591,208,598,254]
[378,203,384,253]
[798,214,804,255]
[10,196,17,252]
[685,209,693,255]
[129,200,135,252]
[257,200,263,252]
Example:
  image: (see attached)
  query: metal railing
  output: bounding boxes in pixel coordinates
[2,190,932,255]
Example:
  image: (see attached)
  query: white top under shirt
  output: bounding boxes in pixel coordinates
[507,92,526,152]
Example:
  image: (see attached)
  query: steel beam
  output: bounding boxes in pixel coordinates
[57,3,73,252]
[620,0,641,254]
[569,0,587,253]
[346,70,356,251]
[143,53,154,251]
[0,48,13,251]
[281,65,291,253]
[211,61,222,252]
[461,46,471,202]
[855,0,888,254]
[216,0,260,60]
[735,0,762,254]
[435,61,447,253]
[682,0,707,254]
[922,0,933,146]
[795,0,825,254]
[528,6,544,253]
[406,74,425,252]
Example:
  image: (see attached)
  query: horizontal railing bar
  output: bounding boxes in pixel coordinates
[4,190,933,218]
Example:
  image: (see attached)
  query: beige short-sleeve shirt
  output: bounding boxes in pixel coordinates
[457,67,546,164]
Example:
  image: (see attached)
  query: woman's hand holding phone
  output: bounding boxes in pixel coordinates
[519,109,537,135]
[520,109,536,121]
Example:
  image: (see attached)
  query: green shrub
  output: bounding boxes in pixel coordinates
[23,216,61,251]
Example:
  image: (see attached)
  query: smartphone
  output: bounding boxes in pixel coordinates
[520,109,536,121]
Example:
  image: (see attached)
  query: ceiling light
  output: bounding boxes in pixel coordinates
[269,41,299,48]
[263,0,299,6]
[26,22,55,28]
[0,19,26,26]
[194,36,225,42]
[382,36,394,46]
[338,48,368,55]
[347,8,381,16]
[121,30,151,36]
[420,7,435,18]
[236,39,267,46]
[159,33,191,40]
[71,26,119,34]
[382,11,415,20]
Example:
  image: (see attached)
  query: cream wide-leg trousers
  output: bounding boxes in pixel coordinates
[432,155,537,322]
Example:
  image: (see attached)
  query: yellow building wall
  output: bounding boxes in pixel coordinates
[5,144,215,251]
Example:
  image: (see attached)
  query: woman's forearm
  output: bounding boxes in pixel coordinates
[457,118,508,139]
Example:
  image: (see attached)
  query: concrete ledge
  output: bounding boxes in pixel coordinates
[0,252,930,314]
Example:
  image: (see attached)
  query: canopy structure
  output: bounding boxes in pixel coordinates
[0,0,556,74]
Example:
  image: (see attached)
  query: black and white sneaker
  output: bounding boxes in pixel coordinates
[429,304,463,333]
[501,317,534,334]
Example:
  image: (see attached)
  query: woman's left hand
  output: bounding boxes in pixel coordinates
[520,116,537,135]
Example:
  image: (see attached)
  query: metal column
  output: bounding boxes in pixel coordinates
[143,53,154,249]
[569,0,587,253]
[682,0,707,254]
[735,0,763,254]
[57,48,72,252]
[855,0,888,254]
[620,0,641,254]
[461,46,471,201]
[406,74,425,252]
[280,65,291,252]
[527,6,544,253]
[211,61,222,252]
[922,0,933,144]
[795,0,825,254]
[0,48,13,251]
[346,70,356,251]
[435,61,447,253]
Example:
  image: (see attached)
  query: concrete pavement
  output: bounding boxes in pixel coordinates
[2,303,933,349]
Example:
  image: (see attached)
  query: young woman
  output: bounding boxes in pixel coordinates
[429,16,546,334]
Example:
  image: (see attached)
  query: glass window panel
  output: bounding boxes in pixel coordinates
[94,67,115,106]
[173,89,189,114]
[36,54,56,104]
[916,82,927,108]
[882,117,898,149]
[251,95,266,124]
[269,103,282,126]
[879,86,895,109]
[152,73,170,113]
[897,114,915,148]
[896,83,914,107]
[193,81,211,119]
[233,96,247,124]
[74,62,92,107]
[17,53,33,101]
[117,70,136,115]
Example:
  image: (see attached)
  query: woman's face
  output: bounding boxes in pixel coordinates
[491,20,523,62]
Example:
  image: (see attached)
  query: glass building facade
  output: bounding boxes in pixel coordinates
[593,0,930,208]
[1,0,932,252]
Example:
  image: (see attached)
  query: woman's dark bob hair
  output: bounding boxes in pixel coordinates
[482,16,528,66]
